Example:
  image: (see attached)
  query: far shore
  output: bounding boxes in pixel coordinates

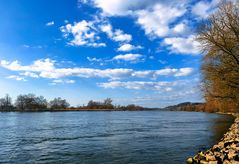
[0,108,161,112]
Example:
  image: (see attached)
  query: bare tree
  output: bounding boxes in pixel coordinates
[0,94,13,111]
[15,94,47,111]
[49,97,70,110]
[198,1,239,112]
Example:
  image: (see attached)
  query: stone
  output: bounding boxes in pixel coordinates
[230,161,239,164]
[200,160,209,164]
[206,154,216,161]
[208,161,218,164]
[223,160,230,164]
[186,157,193,164]
[187,115,239,164]
[230,143,237,149]
[228,150,236,160]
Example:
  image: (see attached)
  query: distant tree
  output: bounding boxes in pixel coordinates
[0,94,14,111]
[15,94,47,111]
[103,98,114,109]
[198,1,239,112]
[124,104,144,111]
[49,97,70,110]
[15,95,25,111]
[87,100,95,109]
[87,98,114,109]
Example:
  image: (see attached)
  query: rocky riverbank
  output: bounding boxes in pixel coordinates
[187,114,239,164]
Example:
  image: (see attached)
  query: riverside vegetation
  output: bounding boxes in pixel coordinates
[198,1,239,113]
[0,94,146,112]
[187,1,239,163]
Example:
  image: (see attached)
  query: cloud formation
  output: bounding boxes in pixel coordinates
[135,3,186,38]
[77,0,206,55]
[0,59,193,80]
[98,81,175,91]
[6,75,27,81]
[46,21,54,26]
[100,23,132,42]
[117,43,143,52]
[98,79,196,92]
[60,20,106,47]
[163,35,201,54]
[50,79,75,85]
[113,53,143,62]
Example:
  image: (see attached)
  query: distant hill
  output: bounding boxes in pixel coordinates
[163,102,206,112]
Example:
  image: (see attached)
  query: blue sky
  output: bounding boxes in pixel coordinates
[0,0,221,107]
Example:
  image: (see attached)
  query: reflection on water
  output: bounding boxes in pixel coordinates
[0,111,234,164]
[210,114,234,144]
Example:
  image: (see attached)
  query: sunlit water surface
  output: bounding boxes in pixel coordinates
[0,111,234,164]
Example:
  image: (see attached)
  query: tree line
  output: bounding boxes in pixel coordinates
[0,94,70,111]
[198,1,239,113]
[69,98,145,111]
[0,94,145,112]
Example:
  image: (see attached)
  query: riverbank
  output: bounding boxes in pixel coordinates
[187,114,239,164]
[0,108,159,112]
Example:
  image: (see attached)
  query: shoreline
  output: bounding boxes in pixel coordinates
[187,113,239,164]
[0,108,160,112]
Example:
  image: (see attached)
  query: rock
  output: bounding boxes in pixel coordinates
[230,143,237,149]
[228,150,236,160]
[206,154,216,161]
[200,160,209,164]
[187,157,193,164]
[188,115,239,164]
[222,160,230,164]
[208,161,218,164]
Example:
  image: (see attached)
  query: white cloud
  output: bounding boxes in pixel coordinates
[6,75,27,81]
[98,80,184,91]
[174,68,194,77]
[50,79,75,85]
[100,23,132,42]
[23,45,30,48]
[92,0,148,16]
[173,23,186,34]
[66,80,75,84]
[113,53,143,62]
[135,3,186,38]
[61,19,132,47]
[132,88,200,104]
[46,21,54,26]
[117,43,142,52]
[191,0,229,18]
[22,45,43,49]
[100,23,113,37]
[0,59,194,80]
[88,0,182,16]
[20,72,39,78]
[60,20,106,47]
[191,0,222,18]
[192,1,212,18]
[0,58,55,72]
[163,35,201,54]
[87,57,102,62]
[113,29,132,42]
[154,67,193,77]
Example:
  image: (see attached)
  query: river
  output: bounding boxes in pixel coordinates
[0,111,234,163]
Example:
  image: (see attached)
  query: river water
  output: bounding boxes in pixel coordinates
[0,111,234,164]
